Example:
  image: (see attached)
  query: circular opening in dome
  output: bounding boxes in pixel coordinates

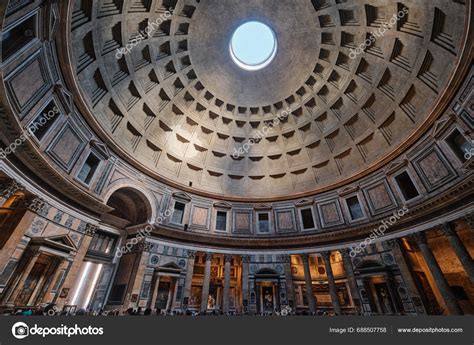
[230,21,277,71]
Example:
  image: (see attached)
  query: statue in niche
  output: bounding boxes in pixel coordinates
[376,285,394,314]
[262,286,274,312]
[207,294,216,310]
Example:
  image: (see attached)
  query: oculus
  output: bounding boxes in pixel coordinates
[230,21,277,71]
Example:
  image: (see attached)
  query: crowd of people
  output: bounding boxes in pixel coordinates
[6,304,337,316]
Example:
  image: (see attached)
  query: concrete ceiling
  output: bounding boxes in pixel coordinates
[70,0,469,198]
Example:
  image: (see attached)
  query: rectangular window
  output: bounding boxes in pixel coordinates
[29,101,60,141]
[300,208,315,230]
[346,196,364,220]
[89,232,117,255]
[172,202,185,224]
[77,153,100,185]
[215,211,227,231]
[258,213,270,233]
[395,171,419,201]
[446,129,470,163]
[2,14,37,60]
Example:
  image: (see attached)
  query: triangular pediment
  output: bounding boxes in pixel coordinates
[172,191,192,203]
[161,262,181,270]
[90,140,110,159]
[338,185,359,196]
[48,234,77,250]
[431,115,455,139]
[254,204,272,210]
[213,201,232,209]
[54,84,73,115]
[30,234,78,253]
[385,159,408,175]
[295,198,314,207]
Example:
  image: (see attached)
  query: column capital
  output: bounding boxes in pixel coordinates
[27,197,46,213]
[412,231,427,245]
[283,254,291,263]
[340,248,351,259]
[441,222,456,237]
[27,197,49,215]
[321,251,331,260]
[1,180,23,199]
[224,254,233,263]
[186,250,196,259]
[25,248,41,258]
[242,255,250,263]
[386,238,401,249]
[463,213,474,230]
[301,253,309,263]
[84,223,98,236]
[136,240,152,252]
[204,252,213,261]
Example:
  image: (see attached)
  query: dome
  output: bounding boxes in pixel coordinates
[67,0,470,199]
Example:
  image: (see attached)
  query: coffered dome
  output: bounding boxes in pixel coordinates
[68,0,470,199]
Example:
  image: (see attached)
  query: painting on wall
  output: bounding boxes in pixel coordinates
[207,285,218,310]
[261,286,274,312]
[210,266,219,278]
[189,286,202,307]
[59,287,69,299]
[15,262,47,305]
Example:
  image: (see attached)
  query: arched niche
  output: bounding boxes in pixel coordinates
[104,187,154,227]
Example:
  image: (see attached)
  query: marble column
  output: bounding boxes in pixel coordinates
[249,278,257,314]
[182,250,196,309]
[241,255,250,313]
[301,254,316,314]
[387,239,426,314]
[223,254,232,314]
[322,251,342,315]
[5,250,40,305]
[413,232,463,315]
[340,249,360,315]
[283,255,295,309]
[46,258,70,304]
[148,274,161,310]
[385,273,402,314]
[56,226,96,309]
[166,278,177,312]
[200,252,212,312]
[30,256,60,305]
[121,241,152,311]
[442,222,474,283]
